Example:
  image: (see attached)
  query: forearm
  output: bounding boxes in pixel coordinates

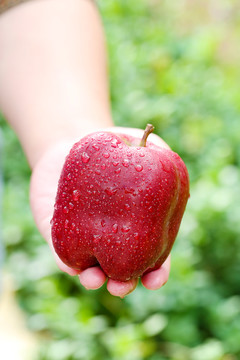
[0,0,113,168]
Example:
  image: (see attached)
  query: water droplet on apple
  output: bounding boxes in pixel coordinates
[101,163,106,170]
[101,219,106,227]
[81,152,90,163]
[122,159,130,167]
[103,152,110,158]
[69,202,74,209]
[95,169,101,175]
[112,224,118,233]
[111,139,119,148]
[67,173,72,180]
[92,143,100,151]
[134,232,139,240]
[124,203,130,211]
[93,234,102,243]
[64,219,69,228]
[105,187,118,195]
[125,188,135,195]
[112,161,119,166]
[135,164,143,172]
[114,168,121,174]
[72,189,80,201]
[139,152,145,157]
[63,206,69,214]
[121,225,130,233]
[71,222,76,230]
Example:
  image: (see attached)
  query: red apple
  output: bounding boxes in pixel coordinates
[51,125,189,281]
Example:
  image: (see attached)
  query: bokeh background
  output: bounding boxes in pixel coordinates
[1,0,240,359]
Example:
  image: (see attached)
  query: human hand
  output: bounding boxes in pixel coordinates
[30,127,171,298]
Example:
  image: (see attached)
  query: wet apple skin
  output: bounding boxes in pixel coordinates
[51,131,190,281]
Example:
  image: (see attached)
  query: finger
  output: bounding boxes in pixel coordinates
[107,278,138,298]
[54,256,80,276]
[78,267,107,290]
[141,256,171,290]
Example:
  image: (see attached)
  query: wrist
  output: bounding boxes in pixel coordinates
[0,0,113,168]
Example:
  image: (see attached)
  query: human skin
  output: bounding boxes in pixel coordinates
[0,0,170,297]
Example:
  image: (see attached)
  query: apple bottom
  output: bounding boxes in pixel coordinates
[52,222,174,282]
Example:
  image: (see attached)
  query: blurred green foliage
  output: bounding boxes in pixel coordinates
[1,0,240,359]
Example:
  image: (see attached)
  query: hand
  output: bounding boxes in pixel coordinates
[30,127,171,297]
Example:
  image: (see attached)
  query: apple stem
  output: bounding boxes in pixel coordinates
[139,124,155,147]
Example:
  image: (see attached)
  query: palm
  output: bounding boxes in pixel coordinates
[30,128,171,297]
